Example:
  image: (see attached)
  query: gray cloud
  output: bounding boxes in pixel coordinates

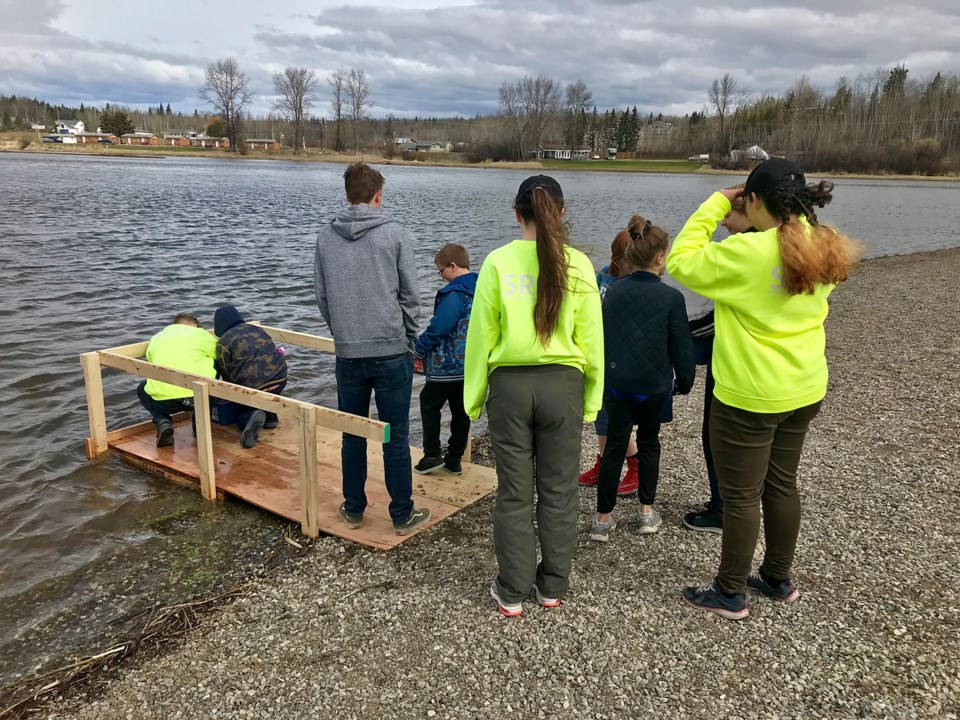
[1,0,958,119]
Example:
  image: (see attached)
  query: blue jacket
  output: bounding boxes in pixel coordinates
[414,272,478,382]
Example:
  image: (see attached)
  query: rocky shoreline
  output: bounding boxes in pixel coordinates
[25,248,960,718]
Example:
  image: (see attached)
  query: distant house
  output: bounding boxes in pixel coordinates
[163,130,201,139]
[245,138,280,151]
[120,132,159,146]
[651,120,673,134]
[74,132,119,144]
[538,146,590,160]
[55,120,85,135]
[414,140,451,152]
[189,135,229,148]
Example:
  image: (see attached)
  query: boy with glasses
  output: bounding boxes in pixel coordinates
[413,243,478,475]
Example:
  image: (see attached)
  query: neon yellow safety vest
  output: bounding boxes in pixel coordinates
[144,324,218,401]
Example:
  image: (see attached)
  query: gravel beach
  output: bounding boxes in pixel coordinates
[38,248,960,719]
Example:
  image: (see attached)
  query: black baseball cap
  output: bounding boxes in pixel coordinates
[741,158,806,199]
[515,175,564,205]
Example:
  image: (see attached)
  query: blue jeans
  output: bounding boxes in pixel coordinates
[335,353,414,523]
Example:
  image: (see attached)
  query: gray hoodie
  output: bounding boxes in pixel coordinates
[314,203,420,359]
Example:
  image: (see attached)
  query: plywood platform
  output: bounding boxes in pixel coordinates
[109,418,497,550]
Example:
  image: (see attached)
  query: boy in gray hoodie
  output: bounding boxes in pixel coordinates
[314,163,431,536]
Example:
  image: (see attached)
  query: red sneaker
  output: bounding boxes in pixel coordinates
[617,455,639,495]
[577,453,601,486]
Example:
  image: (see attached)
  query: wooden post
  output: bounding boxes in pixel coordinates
[192,381,218,501]
[464,431,473,464]
[298,406,320,538]
[80,352,108,459]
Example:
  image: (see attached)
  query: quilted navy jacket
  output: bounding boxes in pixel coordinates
[602,271,695,396]
[414,272,477,382]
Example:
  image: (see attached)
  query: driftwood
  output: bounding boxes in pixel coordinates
[0,584,251,719]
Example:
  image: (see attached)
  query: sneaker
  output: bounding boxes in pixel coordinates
[337,501,363,529]
[443,454,462,475]
[413,455,444,475]
[683,507,723,535]
[617,456,640,495]
[636,508,663,534]
[490,581,523,617]
[747,568,800,603]
[263,419,279,430]
[393,506,431,535]
[534,586,561,608]
[682,582,749,620]
[589,514,617,542]
[578,453,601,486]
[156,420,174,447]
[241,410,266,449]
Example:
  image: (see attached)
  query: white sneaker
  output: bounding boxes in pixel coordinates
[637,508,663,534]
[589,514,617,542]
[534,586,561,608]
[490,581,523,617]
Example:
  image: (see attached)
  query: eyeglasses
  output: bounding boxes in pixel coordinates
[437,263,452,276]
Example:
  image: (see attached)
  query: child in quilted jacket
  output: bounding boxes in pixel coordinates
[413,244,478,476]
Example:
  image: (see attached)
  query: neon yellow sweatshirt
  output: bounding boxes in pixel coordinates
[144,324,218,401]
[463,240,604,421]
[666,192,834,413]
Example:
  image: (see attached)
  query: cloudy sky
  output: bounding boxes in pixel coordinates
[1,0,959,118]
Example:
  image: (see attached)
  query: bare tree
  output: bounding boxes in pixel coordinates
[564,80,593,150]
[272,67,318,154]
[708,73,741,152]
[498,74,562,160]
[346,68,371,153]
[328,68,347,152]
[200,57,253,152]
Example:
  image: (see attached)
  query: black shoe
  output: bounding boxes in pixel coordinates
[682,582,748,620]
[414,455,444,475]
[156,420,175,447]
[683,507,723,534]
[443,454,462,475]
[393,506,432,535]
[263,419,279,429]
[747,568,800,603]
[241,410,266,449]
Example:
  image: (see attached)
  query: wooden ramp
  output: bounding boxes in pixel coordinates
[109,417,497,550]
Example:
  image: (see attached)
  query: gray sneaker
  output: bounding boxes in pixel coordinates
[393,506,431,535]
[637,508,663,534]
[337,502,363,529]
[589,514,617,542]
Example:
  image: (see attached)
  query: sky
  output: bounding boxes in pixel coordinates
[1,0,959,119]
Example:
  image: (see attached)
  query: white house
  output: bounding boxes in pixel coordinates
[55,120,85,135]
[414,140,451,152]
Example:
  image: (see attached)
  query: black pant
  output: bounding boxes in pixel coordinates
[137,381,193,429]
[702,361,722,510]
[597,393,665,513]
[419,380,470,459]
[221,380,286,428]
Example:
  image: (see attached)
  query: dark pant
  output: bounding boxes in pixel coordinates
[487,365,584,603]
[710,398,822,595]
[221,380,287,428]
[335,353,414,524]
[702,361,722,510]
[597,393,665,513]
[137,381,192,429]
[419,380,470,459]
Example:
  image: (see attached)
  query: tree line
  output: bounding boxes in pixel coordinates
[4,61,959,174]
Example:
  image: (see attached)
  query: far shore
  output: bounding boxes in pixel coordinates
[3,141,959,181]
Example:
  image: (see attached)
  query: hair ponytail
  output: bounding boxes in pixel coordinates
[521,187,569,345]
[763,181,864,294]
[624,214,670,270]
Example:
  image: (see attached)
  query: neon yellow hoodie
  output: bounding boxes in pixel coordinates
[463,240,604,421]
[144,324,218,401]
[666,192,834,413]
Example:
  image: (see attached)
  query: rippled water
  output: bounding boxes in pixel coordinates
[1,152,958,683]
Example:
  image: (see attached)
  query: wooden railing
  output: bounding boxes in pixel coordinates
[79,324,387,538]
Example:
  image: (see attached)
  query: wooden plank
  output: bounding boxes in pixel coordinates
[248,323,336,354]
[102,340,149,357]
[97,351,388,442]
[193,381,217,501]
[464,433,473,464]
[80,352,108,459]
[299,407,320,538]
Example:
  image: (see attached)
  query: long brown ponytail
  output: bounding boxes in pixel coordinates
[764,181,864,294]
[515,186,569,345]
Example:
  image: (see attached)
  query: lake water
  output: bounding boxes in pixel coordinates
[1,152,958,684]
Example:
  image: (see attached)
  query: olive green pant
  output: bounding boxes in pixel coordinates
[711,398,822,595]
[487,365,584,603]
